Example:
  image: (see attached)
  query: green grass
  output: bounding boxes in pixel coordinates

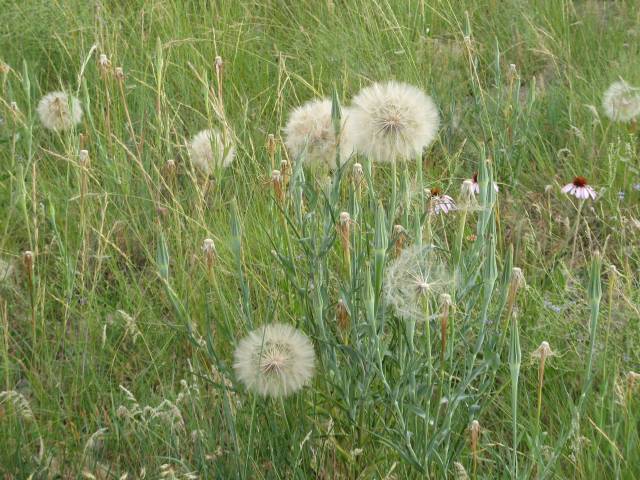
[1,0,640,478]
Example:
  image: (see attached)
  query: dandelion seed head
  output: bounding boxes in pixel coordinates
[37,91,82,131]
[188,129,235,175]
[233,323,316,398]
[283,98,354,169]
[602,80,640,122]
[349,81,439,162]
[384,245,451,322]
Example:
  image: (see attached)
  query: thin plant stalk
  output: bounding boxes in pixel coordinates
[570,199,585,266]
[508,312,522,478]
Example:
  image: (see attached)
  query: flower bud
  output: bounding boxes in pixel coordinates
[79,149,90,167]
[336,298,349,331]
[164,159,176,179]
[266,133,276,158]
[352,162,364,186]
[392,224,406,256]
[272,169,284,203]
[98,53,111,75]
[23,251,34,276]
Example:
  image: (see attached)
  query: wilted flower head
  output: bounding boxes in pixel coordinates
[352,162,364,185]
[429,187,456,215]
[37,91,82,131]
[233,323,316,398]
[602,80,640,122]
[531,341,555,361]
[561,176,596,200]
[283,98,353,169]
[384,245,450,322]
[188,129,235,175]
[202,238,216,267]
[349,81,439,162]
[98,54,111,75]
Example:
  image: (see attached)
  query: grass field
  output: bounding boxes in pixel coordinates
[1,0,640,478]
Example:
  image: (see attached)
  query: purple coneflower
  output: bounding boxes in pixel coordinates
[470,172,499,195]
[429,187,456,215]
[561,176,596,200]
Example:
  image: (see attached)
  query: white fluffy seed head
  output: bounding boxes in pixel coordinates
[602,80,640,122]
[37,91,82,131]
[233,323,316,398]
[283,98,354,169]
[384,245,451,322]
[349,81,439,162]
[188,129,236,175]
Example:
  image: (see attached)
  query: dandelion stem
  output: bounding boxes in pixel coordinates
[390,159,398,227]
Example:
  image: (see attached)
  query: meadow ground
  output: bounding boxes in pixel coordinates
[1,0,640,478]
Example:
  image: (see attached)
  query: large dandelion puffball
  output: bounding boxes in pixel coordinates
[602,80,640,122]
[233,323,316,398]
[349,81,439,162]
[188,128,236,175]
[283,98,354,169]
[384,245,450,322]
[37,91,83,131]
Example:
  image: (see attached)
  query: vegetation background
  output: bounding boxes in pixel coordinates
[0,0,639,478]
